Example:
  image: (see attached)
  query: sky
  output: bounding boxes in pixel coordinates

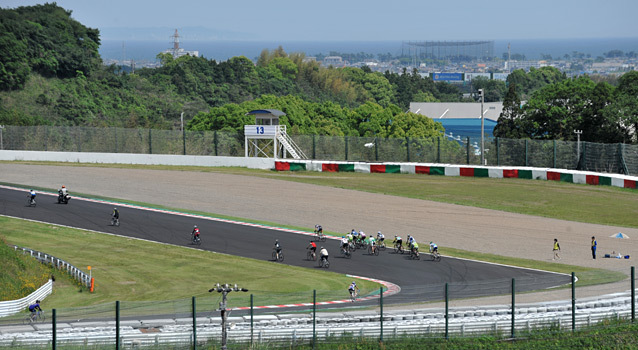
[3,0,638,42]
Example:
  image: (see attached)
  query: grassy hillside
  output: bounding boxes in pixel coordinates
[0,236,51,301]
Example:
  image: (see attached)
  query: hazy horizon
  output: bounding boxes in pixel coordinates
[3,0,638,42]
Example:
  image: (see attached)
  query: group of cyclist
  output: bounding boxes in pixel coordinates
[392,234,438,257]
[26,189,122,226]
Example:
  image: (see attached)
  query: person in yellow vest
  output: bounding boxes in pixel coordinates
[591,236,597,259]
[553,238,561,260]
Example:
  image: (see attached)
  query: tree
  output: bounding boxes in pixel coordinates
[493,83,524,138]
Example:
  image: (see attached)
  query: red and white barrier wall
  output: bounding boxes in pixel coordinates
[275,160,638,190]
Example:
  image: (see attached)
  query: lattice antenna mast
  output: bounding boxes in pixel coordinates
[171,29,180,51]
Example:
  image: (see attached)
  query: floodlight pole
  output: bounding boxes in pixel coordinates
[479,89,485,165]
[209,283,248,350]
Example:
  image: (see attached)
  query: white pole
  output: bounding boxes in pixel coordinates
[479,89,485,165]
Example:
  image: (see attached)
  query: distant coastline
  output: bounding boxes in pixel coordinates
[100,37,638,63]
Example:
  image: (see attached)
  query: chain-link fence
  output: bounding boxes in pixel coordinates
[0,268,636,349]
[1,125,637,176]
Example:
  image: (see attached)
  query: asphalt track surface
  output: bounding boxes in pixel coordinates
[0,187,572,307]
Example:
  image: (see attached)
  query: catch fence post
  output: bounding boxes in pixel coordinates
[148,129,152,154]
[312,135,316,159]
[511,278,515,338]
[631,266,635,322]
[183,128,186,155]
[445,283,449,340]
[313,290,316,350]
[437,137,441,163]
[192,296,197,350]
[116,301,120,350]
[572,272,576,332]
[375,137,379,161]
[379,286,383,343]
[496,137,500,166]
[466,137,470,164]
[214,130,218,156]
[406,137,410,162]
[251,294,254,345]
[345,136,349,161]
[553,140,557,168]
[52,308,57,350]
[524,139,528,166]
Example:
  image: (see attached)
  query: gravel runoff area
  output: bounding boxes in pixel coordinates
[2,163,637,309]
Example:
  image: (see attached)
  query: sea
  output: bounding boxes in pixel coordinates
[99,37,638,64]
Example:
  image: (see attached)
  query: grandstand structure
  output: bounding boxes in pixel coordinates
[402,40,494,62]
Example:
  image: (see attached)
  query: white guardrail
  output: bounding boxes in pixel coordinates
[0,280,52,317]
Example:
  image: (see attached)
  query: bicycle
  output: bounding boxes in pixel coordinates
[307,249,317,261]
[23,311,45,324]
[368,244,379,256]
[318,256,330,268]
[110,217,120,227]
[191,234,201,246]
[315,231,326,242]
[429,250,441,262]
[393,243,404,254]
[378,241,387,251]
[341,247,351,259]
[272,249,284,262]
[409,248,420,260]
[349,289,359,302]
[26,197,36,207]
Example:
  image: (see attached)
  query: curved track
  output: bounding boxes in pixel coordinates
[0,186,571,305]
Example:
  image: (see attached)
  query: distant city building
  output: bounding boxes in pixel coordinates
[162,29,199,59]
[323,56,344,67]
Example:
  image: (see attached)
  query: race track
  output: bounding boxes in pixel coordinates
[0,186,571,306]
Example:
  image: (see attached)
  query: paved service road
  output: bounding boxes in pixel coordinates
[0,186,571,305]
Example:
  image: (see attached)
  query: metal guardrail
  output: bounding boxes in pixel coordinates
[12,245,91,288]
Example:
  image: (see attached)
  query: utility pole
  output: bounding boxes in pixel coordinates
[209,283,248,350]
[478,89,485,165]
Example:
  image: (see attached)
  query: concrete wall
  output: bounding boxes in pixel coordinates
[0,151,275,169]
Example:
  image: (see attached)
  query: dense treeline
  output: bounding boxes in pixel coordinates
[1,4,637,143]
[495,70,638,143]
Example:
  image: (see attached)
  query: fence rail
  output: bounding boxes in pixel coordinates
[12,245,91,288]
[1,125,637,176]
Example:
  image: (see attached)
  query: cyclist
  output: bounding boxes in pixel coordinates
[340,236,349,253]
[358,231,367,244]
[407,235,415,250]
[319,246,329,264]
[314,225,323,235]
[307,240,317,255]
[112,208,120,224]
[411,241,420,257]
[60,185,68,196]
[351,229,359,241]
[429,241,438,254]
[393,235,403,250]
[369,235,377,254]
[274,240,282,256]
[192,225,200,242]
[377,231,385,244]
[28,189,36,204]
[348,281,359,301]
[28,300,42,319]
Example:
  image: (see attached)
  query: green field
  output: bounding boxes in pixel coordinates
[0,216,379,312]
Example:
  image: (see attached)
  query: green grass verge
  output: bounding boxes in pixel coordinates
[4,161,637,229]
[0,216,380,312]
[0,237,50,301]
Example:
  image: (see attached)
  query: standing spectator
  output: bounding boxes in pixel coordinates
[553,238,561,260]
[591,236,597,259]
